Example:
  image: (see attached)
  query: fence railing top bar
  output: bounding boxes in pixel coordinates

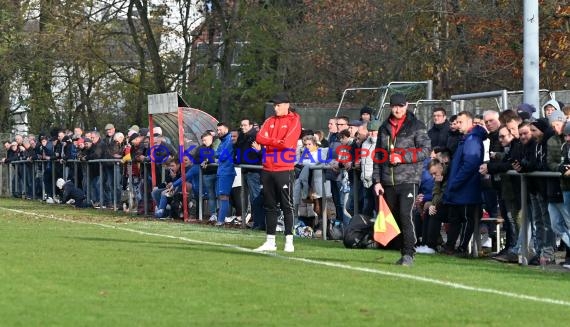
[505,170,561,177]
[450,90,508,101]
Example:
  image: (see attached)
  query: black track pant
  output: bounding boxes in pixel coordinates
[446,204,480,251]
[262,170,295,236]
[382,184,418,256]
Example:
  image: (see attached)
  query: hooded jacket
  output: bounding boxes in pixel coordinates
[560,142,570,191]
[256,111,302,172]
[418,158,434,202]
[546,133,564,202]
[522,126,553,195]
[542,99,561,116]
[215,132,236,177]
[443,125,487,205]
[372,111,431,186]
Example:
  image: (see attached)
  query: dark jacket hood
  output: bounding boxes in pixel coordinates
[469,125,488,140]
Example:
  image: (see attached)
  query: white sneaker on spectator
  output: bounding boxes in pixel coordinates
[253,241,277,252]
[482,236,492,248]
[209,214,217,223]
[416,245,436,254]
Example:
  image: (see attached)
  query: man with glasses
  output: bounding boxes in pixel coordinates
[427,107,449,148]
[324,116,351,227]
[236,118,265,230]
[372,93,432,266]
[102,123,120,208]
[482,125,523,262]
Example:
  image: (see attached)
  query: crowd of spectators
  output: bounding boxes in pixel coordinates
[2,98,570,268]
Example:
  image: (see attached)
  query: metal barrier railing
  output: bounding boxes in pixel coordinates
[2,155,567,255]
[198,163,344,239]
[0,158,363,240]
[506,170,562,265]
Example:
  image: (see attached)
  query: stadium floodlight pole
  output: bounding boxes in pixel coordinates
[523,0,540,111]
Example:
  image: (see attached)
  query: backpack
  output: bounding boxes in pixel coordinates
[343,214,376,248]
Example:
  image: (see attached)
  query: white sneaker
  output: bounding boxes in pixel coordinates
[482,236,492,248]
[416,245,436,254]
[209,214,217,222]
[253,241,277,252]
[284,242,295,253]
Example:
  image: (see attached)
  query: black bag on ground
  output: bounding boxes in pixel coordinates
[343,214,375,248]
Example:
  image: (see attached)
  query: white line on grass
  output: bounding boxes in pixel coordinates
[5,207,570,307]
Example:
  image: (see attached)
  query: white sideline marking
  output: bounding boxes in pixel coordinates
[4,207,570,307]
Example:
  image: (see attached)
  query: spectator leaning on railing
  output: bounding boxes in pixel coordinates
[236,118,265,230]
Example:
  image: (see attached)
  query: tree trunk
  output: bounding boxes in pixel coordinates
[132,0,168,93]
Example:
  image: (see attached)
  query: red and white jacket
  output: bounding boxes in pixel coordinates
[256,111,302,172]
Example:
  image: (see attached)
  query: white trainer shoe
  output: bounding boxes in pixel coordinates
[416,245,436,254]
[253,241,277,252]
[482,236,492,248]
[209,214,217,223]
[284,242,295,253]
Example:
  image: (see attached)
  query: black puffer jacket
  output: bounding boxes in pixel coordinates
[428,121,450,148]
[372,111,431,186]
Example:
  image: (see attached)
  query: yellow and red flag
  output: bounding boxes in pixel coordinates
[373,196,401,246]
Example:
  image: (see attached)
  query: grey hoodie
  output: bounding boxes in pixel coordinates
[542,99,561,116]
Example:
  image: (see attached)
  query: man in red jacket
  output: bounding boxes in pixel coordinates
[253,92,302,252]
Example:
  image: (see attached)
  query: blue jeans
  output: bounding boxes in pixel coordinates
[103,164,122,206]
[529,192,555,257]
[203,174,218,216]
[548,201,570,248]
[245,172,265,228]
[330,180,349,224]
[189,165,201,199]
[361,185,377,217]
[91,175,101,203]
[152,187,165,206]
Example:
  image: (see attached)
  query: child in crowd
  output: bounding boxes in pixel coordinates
[423,148,451,253]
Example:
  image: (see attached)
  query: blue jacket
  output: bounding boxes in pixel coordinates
[216,133,236,177]
[419,158,434,202]
[443,125,487,205]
